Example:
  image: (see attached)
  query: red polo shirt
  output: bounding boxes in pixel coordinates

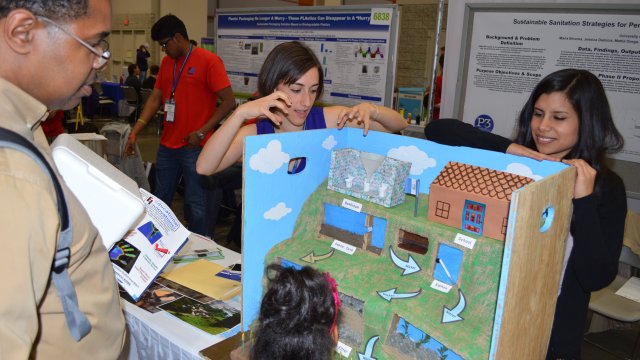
[155,47,231,148]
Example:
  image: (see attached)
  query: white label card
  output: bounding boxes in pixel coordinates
[454,233,477,250]
[341,198,363,212]
[164,100,175,123]
[370,8,392,26]
[336,341,352,357]
[331,240,356,255]
[430,279,452,293]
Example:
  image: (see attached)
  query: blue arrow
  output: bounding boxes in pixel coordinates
[377,288,422,302]
[442,289,466,323]
[358,335,380,360]
[389,247,421,275]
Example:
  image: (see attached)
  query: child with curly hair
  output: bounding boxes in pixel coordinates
[231,263,341,360]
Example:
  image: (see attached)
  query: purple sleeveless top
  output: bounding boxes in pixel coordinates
[256,106,327,134]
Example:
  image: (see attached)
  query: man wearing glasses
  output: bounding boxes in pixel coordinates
[0,0,125,358]
[125,14,235,237]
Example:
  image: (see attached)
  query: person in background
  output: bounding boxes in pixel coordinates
[125,63,142,123]
[0,0,125,358]
[425,68,627,359]
[432,47,444,120]
[136,43,150,83]
[124,14,235,237]
[230,264,341,360]
[196,41,407,176]
[424,46,444,121]
[142,64,159,89]
[41,110,65,143]
[125,63,142,98]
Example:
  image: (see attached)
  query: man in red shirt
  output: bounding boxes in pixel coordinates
[125,15,235,236]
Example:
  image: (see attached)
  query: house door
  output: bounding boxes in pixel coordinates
[462,200,485,235]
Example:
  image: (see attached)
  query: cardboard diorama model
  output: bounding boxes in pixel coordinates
[242,128,575,359]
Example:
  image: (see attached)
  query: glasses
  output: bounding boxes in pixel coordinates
[38,16,111,68]
[159,37,174,49]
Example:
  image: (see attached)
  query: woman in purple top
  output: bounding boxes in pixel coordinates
[196,41,407,176]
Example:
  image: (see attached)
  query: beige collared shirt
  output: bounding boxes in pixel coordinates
[0,78,125,359]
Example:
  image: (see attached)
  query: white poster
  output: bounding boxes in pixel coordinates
[463,11,640,163]
[216,8,396,107]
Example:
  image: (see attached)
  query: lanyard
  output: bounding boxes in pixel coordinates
[171,44,193,99]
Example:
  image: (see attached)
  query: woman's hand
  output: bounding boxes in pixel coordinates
[562,158,596,199]
[336,103,378,135]
[506,143,561,162]
[234,91,291,126]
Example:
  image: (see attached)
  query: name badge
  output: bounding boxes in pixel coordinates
[164,99,176,122]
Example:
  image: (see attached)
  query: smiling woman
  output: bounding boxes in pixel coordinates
[195,41,407,176]
[425,68,627,359]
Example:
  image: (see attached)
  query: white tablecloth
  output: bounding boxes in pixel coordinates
[120,234,241,360]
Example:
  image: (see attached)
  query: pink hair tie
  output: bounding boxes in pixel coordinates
[324,272,341,335]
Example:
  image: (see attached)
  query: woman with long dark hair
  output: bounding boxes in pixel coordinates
[425,69,627,359]
[196,41,406,176]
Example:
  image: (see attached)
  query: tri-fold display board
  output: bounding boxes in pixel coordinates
[242,128,575,359]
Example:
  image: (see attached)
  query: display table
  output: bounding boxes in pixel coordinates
[120,234,241,360]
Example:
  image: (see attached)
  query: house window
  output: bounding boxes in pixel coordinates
[435,201,450,219]
[287,157,307,174]
[501,217,508,235]
[462,200,486,235]
[398,230,429,255]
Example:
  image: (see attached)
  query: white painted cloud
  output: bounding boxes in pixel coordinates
[504,163,542,181]
[249,140,289,174]
[387,146,436,175]
[322,135,337,150]
[264,202,292,221]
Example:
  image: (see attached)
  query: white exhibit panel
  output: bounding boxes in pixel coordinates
[452,4,640,163]
[215,5,399,107]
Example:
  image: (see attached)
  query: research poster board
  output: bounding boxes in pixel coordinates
[215,5,399,107]
[455,5,640,164]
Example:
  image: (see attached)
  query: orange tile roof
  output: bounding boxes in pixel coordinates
[431,162,534,201]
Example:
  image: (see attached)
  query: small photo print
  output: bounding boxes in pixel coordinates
[137,221,163,245]
[109,239,140,273]
[122,283,182,313]
[155,277,216,303]
[159,297,241,335]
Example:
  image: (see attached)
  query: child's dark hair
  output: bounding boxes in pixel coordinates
[251,264,338,360]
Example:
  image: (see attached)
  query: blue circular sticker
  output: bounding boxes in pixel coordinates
[474,114,494,132]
